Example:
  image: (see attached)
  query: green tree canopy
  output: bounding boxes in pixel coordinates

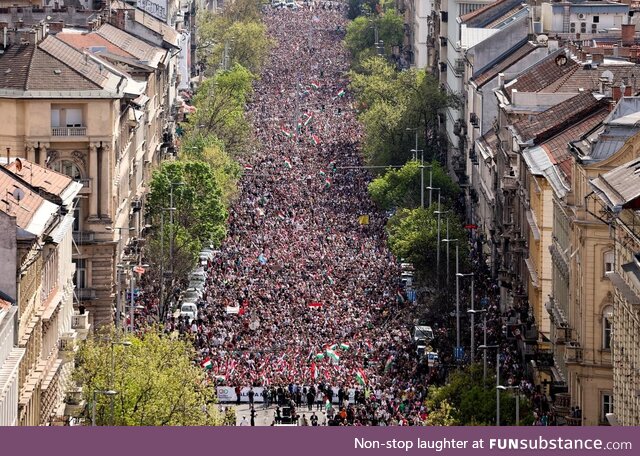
[345,10,404,60]
[74,327,222,426]
[184,64,255,158]
[386,206,469,281]
[350,57,459,165]
[426,364,530,425]
[197,10,272,75]
[368,160,460,210]
[146,160,227,246]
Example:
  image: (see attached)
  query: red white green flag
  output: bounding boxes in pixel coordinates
[284,158,292,169]
[244,164,253,171]
[337,89,345,97]
[308,301,323,308]
[281,128,292,138]
[311,134,321,146]
[201,357,213,370]
[384,355,394,373]
[355,368,367,386]
[310,81,320,90]
[304,112,314,126]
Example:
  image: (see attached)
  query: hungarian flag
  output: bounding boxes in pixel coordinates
[277,211,286,220]
[397,290,405,303]
[310,362,318,380]
[281,128,292,138]
[339,343,350,351]
[355,368,367,386]
[364,340,373,351]
[200,357,213,370]
[326,349,340,362]
[308,301,323,308]
[337,89,345,97]
[315,353,325,360]
[304,112,314,126]
[384,355,394,373]
[318,170,326,178]
[324,179,331,189]
[284,158,292,169]
[311,135,321,146]
[244,164,253,171]
[310,81,320,90]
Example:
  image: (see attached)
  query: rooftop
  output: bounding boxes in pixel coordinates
[5,159,82,207]
[0,164,59,236]
[590,156,640,209]
[510,92,603,144]
[471,41,538,88]
[460,0,527,28]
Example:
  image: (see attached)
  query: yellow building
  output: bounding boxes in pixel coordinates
[591,155,640,426]
[0,159,82,425]
[0,22,174,327]
[546,98,640,424]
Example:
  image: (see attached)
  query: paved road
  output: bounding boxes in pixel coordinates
[227,403,329,426]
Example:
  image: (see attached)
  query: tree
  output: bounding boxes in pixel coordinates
[181,134,242,207]
[146,160,227,246]
[184,64,255,158]
[425,399,460,426]
[350,57,459,166]
[345,10,404,60]
[426,364,530,425]
[386,206,468,281]
[73,327,222,426]
[197,11,272,75]
[368,160,460,210]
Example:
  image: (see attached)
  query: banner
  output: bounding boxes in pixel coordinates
[216,386,358,404]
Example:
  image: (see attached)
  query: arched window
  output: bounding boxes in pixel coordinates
[602,305,613,350]
[51,159,82,180]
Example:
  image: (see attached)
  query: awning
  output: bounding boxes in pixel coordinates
[132,93,150,107]
[49,213,75,244]
[607,272,640,306]
[525,257,540,288]
[526,210,541,241]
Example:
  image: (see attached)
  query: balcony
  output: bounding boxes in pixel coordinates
[76,288,96,301]
[73,231,95,244]
[72,311,90,342]
[51,126,87,137]
[564,342,583,364]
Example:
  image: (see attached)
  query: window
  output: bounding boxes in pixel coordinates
[604,250,614,274]
[602,305,613,349]
[601,393,613,423]
[593,16,600,23]
[74,259,87,289]
[51,105,84,128]
[51,159,82,180]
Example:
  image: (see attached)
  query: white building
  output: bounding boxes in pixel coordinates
[541,1,629,36]
[0,294,24,426]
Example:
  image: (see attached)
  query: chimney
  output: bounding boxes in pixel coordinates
[622,24,635,46]
[27,30,37,45]
[48,22,64,34]
[592,53,604,65]
[498,73,505,88]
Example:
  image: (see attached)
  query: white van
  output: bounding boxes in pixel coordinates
[180,303,198,322]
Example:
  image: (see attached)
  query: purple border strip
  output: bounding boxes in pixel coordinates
[2,427,637,456]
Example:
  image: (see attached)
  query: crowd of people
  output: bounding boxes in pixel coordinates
[129,3,556,426]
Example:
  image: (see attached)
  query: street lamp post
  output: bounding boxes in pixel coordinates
[468,309,487,368]
[479,344,499,423]
[430,188,443,275]
[497,385,520,425]
[456,271,473,363]
[91,390,118,426]
[442,234,457,289]
[110,340,131,425]
[106,226,134,329]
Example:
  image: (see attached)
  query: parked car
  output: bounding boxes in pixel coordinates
[189,269,207,283]
[180,302,198,322]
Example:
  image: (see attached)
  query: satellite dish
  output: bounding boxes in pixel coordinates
[602,70,614,83]
[15,157,23,172]
[536,34,548,45]
[12,187,25,202]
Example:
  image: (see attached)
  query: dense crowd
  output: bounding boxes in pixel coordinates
[129,4,553,426]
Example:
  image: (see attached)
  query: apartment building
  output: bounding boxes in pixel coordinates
[0,159,81,425]
[591,155,640,426]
